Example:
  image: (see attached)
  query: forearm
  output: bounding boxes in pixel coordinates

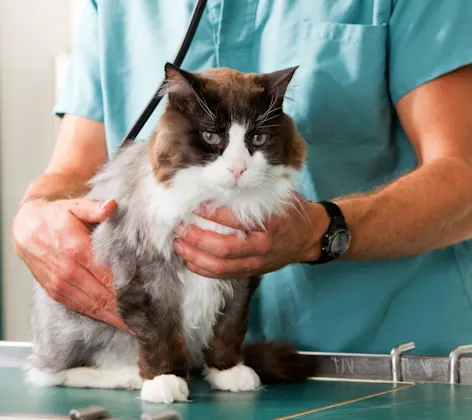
[334,156,472,260]
[21,172,91,204]
[21,115,107,205]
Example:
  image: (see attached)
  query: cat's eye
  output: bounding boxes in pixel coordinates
[201,131,221,145]
[252,134,268,146]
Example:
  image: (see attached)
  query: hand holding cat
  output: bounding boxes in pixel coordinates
[174,198,329,278]
[12,198,129,331]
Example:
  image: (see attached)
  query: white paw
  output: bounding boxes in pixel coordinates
[204,364,261,392]
[63,366,143,389]
[122,367,143,389]
[25,368,65,387]
[140,375,189,403]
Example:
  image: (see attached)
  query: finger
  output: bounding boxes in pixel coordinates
[68,198,117,224]
[99,268,115,289]
[87,308,130,333]
[22,246,126,331]
[64,261,118,312]
[61,224,116,291]
[75,244,116,292]
[46,278,129,332]
[183,262,224,279]
[174,240,263,278]
[195,205,248,231]
[175,224,270,259]
[66,286,128,333]
[68,296,129,332]
[64,274,131,333]
[183,262,249,279]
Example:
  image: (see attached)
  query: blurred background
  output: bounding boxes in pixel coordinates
[0,0,84,341]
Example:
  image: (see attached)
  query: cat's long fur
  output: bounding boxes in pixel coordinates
[27,64,311,403]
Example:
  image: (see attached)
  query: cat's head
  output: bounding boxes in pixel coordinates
[149,63,306,205]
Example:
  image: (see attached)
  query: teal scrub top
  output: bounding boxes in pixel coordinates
[55,0,472,356]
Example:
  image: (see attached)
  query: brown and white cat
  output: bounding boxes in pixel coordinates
[27,63,310,403]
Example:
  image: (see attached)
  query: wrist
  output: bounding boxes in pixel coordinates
[21,173,89,205]
[300,201,330,263]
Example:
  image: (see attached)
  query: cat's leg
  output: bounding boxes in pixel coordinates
[58,366,142,389]
[28,366,142,389]
[26,285,97,387]
[203,277,262,392]
[27,285,141,389]
[55,337,142,389]
[28,326,141,390]
[117,263,191,403]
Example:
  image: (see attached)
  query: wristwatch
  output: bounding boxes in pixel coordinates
[307,201,351,265]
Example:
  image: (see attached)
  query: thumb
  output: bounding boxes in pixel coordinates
[68,198,117,224]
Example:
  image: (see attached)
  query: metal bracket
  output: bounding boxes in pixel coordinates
[449,344,472,384]
[69,407,112,420]
[390,341,415,382]
[67,407,181,420]
[141,411,181,420]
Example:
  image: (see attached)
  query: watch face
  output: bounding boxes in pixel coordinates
[330,230,351,256]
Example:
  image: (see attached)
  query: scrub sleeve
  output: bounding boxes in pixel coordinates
[389,0,472,104]
[54,0,104,122]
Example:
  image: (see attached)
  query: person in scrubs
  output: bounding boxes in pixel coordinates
[12,1,472,355]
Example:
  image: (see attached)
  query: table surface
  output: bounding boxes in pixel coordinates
[1,344,471,420]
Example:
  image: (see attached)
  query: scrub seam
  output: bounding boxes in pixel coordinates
[451,246,472,312]
[207,1,222,66]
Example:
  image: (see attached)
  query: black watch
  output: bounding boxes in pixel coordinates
[307,201,351,265]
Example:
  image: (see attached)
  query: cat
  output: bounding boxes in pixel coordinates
[26,63,311,403]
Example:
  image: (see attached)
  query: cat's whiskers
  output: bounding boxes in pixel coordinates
[255,90,281,125]
[254,173,315,231]
[255,111,283,128]
[254,182,272,193]
[259,174,279,182]
[195,93,216,121]
[256,94,278,123]
[256,108,283,127]
[191,116,214,125]
[253,172,280,185]
[256,124,282,129]
[254,117,282,132]
[287,190,315,232]
[215,101,223,117]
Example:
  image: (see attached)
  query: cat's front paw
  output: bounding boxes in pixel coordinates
[25,368,65,387]
[140,374,189,403]
[203,363,261,392]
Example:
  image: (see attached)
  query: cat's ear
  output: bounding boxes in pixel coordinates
[161,63,204,113]
[264,66,299,99]
[161,63,201,98]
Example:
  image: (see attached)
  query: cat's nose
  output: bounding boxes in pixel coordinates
[229,165,247,179]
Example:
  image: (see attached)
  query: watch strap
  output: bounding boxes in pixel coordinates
[318,201,346,225]
[307,201,349,265]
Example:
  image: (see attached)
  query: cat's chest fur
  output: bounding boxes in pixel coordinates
[177,215,237,367]
[141,171,259,367]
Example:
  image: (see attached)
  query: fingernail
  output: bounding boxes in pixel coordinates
[99,200,111,210]
[174,224,185,237]
[128,329,136,336]
[174,241,184,255]
[194,202,210,215]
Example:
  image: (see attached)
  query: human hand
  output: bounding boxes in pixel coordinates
[12,197,129,331]
[173,197,330,279]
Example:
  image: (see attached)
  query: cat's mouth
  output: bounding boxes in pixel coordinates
[220,175,245,190]
[230,178,249,190]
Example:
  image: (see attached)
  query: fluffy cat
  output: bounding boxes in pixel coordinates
[27,63,311,403]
